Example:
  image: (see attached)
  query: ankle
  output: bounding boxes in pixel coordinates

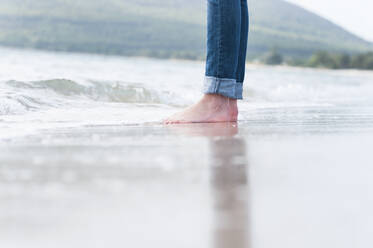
[203,94,237,104]
[202,94,238,113]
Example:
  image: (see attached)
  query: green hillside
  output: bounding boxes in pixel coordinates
[0,0,372,59]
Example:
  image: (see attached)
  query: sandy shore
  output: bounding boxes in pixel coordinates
[1,46,373,248]
[1,113,373,248]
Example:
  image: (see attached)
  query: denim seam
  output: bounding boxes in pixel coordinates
[217,0,223,79]
[213,78,218,92]
[216,78,221,92]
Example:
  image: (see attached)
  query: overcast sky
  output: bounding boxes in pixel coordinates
[287,0,373,42]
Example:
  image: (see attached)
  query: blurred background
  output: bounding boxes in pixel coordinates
[0,0,372,69]
[1,1,373,248]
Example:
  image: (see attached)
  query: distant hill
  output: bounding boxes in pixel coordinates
[0,0,372,59]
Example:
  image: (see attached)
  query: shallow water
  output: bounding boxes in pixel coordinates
[1,46,373,138]
[1,47,373,248]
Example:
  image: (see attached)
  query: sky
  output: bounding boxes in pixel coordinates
[287,0,373,42]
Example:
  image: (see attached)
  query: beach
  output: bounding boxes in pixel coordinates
[1,47,373,247]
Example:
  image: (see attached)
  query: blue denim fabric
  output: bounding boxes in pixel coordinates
[204,0,249,99]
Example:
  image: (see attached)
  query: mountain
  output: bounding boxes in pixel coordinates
[0,0,372,59]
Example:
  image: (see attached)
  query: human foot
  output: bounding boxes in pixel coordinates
[164,94,238,124]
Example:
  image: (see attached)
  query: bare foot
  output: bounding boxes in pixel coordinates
[164,94,238,124]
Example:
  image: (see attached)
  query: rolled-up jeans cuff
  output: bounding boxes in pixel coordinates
[203,76,243,99]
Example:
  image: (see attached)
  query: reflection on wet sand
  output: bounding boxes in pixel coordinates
[166,122,239,137]
[210,135,250,248]
[167,123,250,248]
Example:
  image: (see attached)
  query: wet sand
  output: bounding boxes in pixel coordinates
[1,46,373,247]
[1,109,373,248]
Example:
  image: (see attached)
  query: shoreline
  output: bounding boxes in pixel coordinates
[1,45,372,73]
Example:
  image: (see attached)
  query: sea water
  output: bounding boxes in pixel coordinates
[1,46,373,248]
[1,46,373,140]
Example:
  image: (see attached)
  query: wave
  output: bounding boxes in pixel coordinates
[0,79,186,115]
[2,73,372,116]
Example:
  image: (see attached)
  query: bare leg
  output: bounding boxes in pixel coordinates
[164,94,238,124]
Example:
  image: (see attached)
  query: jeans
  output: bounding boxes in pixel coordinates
[204,0,249,100]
